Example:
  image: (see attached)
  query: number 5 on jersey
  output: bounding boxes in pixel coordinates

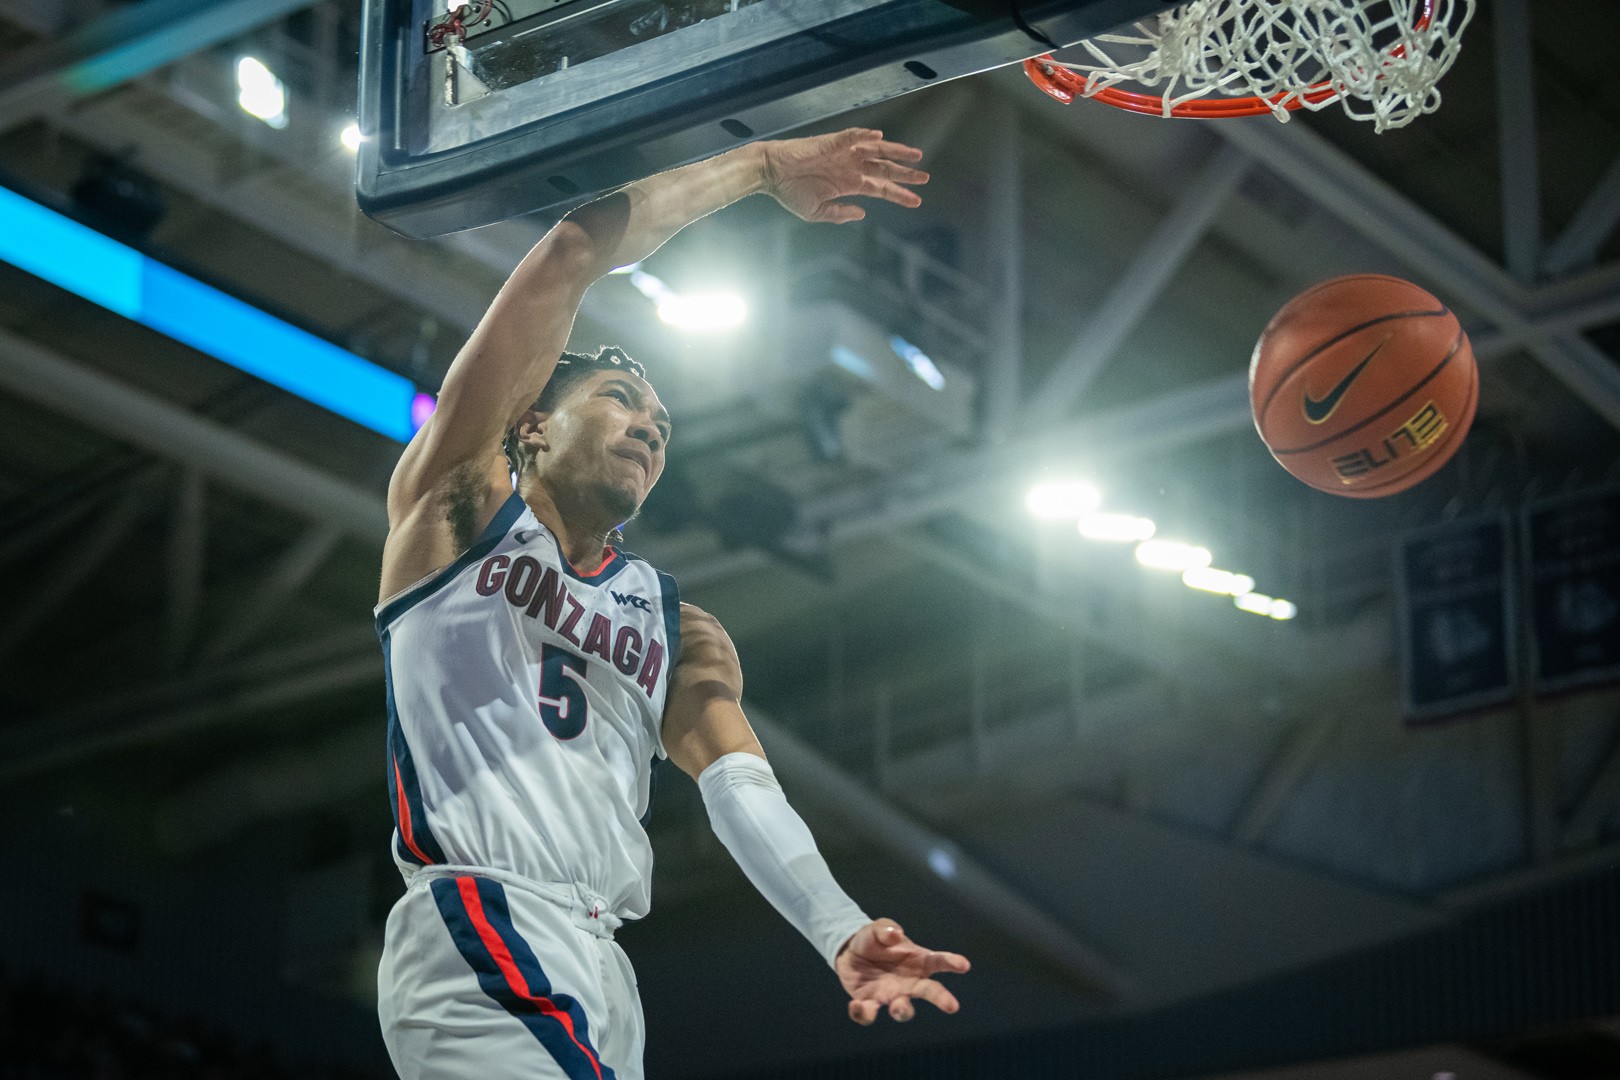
[539,643,589,739]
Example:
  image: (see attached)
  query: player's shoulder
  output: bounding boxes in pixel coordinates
[677,602,729,641]
[675,603,740,673]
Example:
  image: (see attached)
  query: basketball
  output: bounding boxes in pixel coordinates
[1249,274,1478,498]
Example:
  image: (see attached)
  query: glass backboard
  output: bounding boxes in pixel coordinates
[356,0,1173,237]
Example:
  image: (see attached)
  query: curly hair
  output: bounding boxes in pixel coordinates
[502,346,649,478]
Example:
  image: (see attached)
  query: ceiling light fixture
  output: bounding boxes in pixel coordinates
[624,266,745,330]
[1235,592,1272,615]
[1026,481,1102,521]
[1182,566,1256,596]
[1135,539,1213,572]
[656,291,747,330]
[889,335,946,390]
[1078,511,1156,542]
[1235,592,1298,620]
[236,57,287,129]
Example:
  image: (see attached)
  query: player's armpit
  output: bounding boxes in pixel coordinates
[662,604,764,779]
[379,452,513,600]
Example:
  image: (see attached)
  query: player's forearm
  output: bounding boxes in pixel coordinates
[698,752,871,968]
[560,142,769,278]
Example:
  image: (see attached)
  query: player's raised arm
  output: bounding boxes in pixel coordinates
[385,129,926,519]
[385,147,758,529]
[380,129,925,596]
[663,604,970,1024]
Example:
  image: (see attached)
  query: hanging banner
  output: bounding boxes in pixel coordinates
[1397,515,1516,723]
[1526,489,1620,693]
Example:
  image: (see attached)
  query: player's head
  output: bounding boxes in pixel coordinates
[503,346,670,527]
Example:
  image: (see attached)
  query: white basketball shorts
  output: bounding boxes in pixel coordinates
[378,867,644,1080]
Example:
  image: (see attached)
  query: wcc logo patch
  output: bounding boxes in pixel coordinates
[612,590,652,612]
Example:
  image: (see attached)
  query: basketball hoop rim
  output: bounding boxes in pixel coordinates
[1024,56,1339,116]
[1025,0,1436,120]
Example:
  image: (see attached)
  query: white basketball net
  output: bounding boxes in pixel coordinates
[1056,0,1476,131]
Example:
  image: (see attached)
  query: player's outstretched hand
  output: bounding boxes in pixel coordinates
[836,920,970,1025]
[761,128,928,224]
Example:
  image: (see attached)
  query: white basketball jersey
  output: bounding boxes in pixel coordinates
[375,492,678,921]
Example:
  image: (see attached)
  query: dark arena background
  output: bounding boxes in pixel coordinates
[3,2,1620,1079]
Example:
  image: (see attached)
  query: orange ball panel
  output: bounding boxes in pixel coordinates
[1274,343,1478,497]
[1255,316,1463,454]
[1250,274,1479,499]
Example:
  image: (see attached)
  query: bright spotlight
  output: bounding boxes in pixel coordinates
[627,267,745,330]
[1182,566,1256,596]
[1234,592,1297,619]
[889,335,946,391]
[1235,592,1274,615]
[1078,511,1155,543]
[628,268,671,303]
[1135,539,1212,572]
[237,57,287,129]
[656,292,746,330]
[340,122,363,152]
[1025,481,1101,521]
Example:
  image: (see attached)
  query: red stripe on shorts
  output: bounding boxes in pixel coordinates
[455,876,606,1080]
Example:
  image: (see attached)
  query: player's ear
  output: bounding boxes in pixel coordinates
[512,409,551,454]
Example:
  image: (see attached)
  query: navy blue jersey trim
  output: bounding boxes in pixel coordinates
[657,570,681,670]
[654,570,680,769]
[616,549,678,660]
[383,630,445,866]
[375,491,526,632]
[431,877,615,1080]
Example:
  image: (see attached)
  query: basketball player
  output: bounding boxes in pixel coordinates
[374,129,971,1080]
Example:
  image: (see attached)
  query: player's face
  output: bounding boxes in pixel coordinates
[546,370,671,522]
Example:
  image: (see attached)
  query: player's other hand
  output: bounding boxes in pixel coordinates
[835,920,970,1025]
[761,129,928,224]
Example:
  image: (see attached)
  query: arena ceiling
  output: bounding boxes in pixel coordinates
[1,1,1618,1076]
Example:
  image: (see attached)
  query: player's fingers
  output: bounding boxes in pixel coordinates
[888,996,915,1023]
[873,139,924,163]
[848,999,879,1026]
[839,127,883,147]
[874,921,907,948]
[924,949,971,975]
[909,978,961,1015]
[882,181,924,208]
[858,177,923,208]
[871,159,930,186]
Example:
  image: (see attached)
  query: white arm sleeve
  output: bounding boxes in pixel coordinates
[697,751,871,969]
